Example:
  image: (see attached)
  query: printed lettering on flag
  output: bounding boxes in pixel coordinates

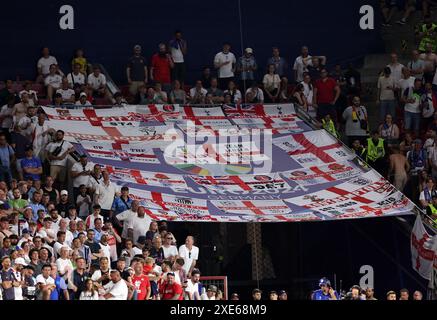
[284,162,362,186]
[211,199,291,215]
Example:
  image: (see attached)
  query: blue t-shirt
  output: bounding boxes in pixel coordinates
[1,268,15,300]
[312,289,340,300]
[111,196,132,215]
[21,156,42,181]
[0,145,14,168]
[50,276,68,300]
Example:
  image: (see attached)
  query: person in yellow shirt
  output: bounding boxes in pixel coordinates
[72,49,89,75]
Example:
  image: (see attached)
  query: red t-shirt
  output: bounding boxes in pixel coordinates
[151,54,171,84]
[159,281,183,300]
[132,274,151,300]
[315,77,337,104]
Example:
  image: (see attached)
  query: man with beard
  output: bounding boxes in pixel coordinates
[150,43,174,93]
[45,130,74,187]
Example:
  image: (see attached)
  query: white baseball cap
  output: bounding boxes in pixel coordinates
[245,48,253,54]
[60,190,68,196]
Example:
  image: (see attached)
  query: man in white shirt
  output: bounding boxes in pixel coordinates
[31,113,54,162]
[116,200,139,239]
[185,269,201,300]
[399,68,421,135]
[387,53,405,85]
[102,270,128,300]
[189,80,208,104]
[94,170,118,221]
[37,47,60,81]
[35,264,56,300]
[178,236,199,276]
[126,206,152,246]
[71,154,94,201]
[45,130,74,186]
[67,63,86,88]
[293,46,312,83]
[44,64,63,101]
[214,43,236,90]
[87,65,112,101]
[169,30,187,85]
[56,78,75,103]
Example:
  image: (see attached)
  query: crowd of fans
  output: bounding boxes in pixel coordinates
[0,19,436,299]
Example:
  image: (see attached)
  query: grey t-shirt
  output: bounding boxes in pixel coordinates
[342,106,368,137]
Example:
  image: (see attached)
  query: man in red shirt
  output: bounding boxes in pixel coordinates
[132,260,151,300]
[313,68,340,122]
[159,272,183,300]
[150,43,174,93]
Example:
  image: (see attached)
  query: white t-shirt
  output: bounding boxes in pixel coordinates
[189,87,208,99]
[37,56,58,76]
[293,55,312,82]
[263,73,281,91]
[45,140,73,166]
[85,214,104,229]
[388,63,405,85]
[171,46,184,63]
[104,279,128,300]
[162,245,178,259]
[116,209,137,238]
[76,194,91,218]
[31,122,51,156]
[75,100,92,106]
[214,52,236,78]
[95,181,118,210]
[178,245,199,274]
[91,269,112,282]
[223,89,242,103]
[36,274,55,285]
[87,73,107,90]
[0,105,14,129]
[56,88,75,101]
[56,257,74,276]
[126,215,152,245]
[71,161,95,188]
[44,74,63,89]
[185,280,199,299]
[100,243,111,261]
[245,88,264,102]
[67,72,86,87]
[398,76,420,113]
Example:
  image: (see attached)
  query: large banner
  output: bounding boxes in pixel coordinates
[43,104,417,222]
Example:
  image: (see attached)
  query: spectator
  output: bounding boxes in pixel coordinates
[12,93,31,125]
[126,206,152,246]
[311,278,339,300]
[0,79,18,107]
[321,114,339,138]
[35,263,56,300]
[56,78,75,104]
[189,80,207,104]
[200,67,213,89]
[162,232,178,262]
[202,285,218,300]
[307,56,326,81]
[115,200,139,240]
[185,269,202,300]
[399,288,409,300]
[269,291,278,300]
[37,47,60,83]
[389,146,410,192]
[0,96,16,135]
[214,43,236,90]
[420,43,437,83]
[413,290,423,300]
[102,270,128,300]
[75,92,92,106]
[71,154,94,202]
[396,0,429,25]
[76,184,91,219]
[267,47,288,77]
[67,63,86,88]
[380,0,397,26]
[377,67,397,121]
[19,81,38,106]
[314,68,340,121]
[207,78,224,104]
[278,290,288,300]
[44,64,63,102]
[31,113,53,162]
[236,48,257,91]
[87,65,111,101]
[223,80,242,104]
[153,82,168,103]
[85,205,104,230]
[401,77,423,136]
[45,130,74,187]
[293,46,312,83]
[21,146,43,182]
[245,82,264,104]
[379,114,400,149]
[69,257,90,300]
[132,259,151,300]
[169,80,187,104]
[263,64,281,103]
[387,53,405,85]
[79,278,99,300]
[178,236,199,276]
[291,83,308,111]
[127,45,148,97]
[150,43,174,94]
[159,272,183,300]
[342,96,369,146]
[422,82,436,128]
[364,287,377,300]
[94,171,118,222]
[0,133,15,184]
[113,92,128,107]
[252,288,262,301]
[169,30,187,85]
[408,50,425,80]
[72,48,89,75]
[364,130,389,176]
[419,177,436,208]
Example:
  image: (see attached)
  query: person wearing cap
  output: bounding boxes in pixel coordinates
[169,30,187,85]
[311,277,339,300]
[71,153,94,202]
[214,43,237,90]
[21,145,43,182]
[127,44,148,97]
[56,190,72,218]
[364,129,388,176]
[202,284,218,300]
[237,47,257,92]
[75,91,92,106]
[278,290,288,300]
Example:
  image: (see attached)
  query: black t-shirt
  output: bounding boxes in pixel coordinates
[43,187,58,203]
[128,56,146,81]
[56,201,71,218]
[1,269,15,300]
[71,270,90,299]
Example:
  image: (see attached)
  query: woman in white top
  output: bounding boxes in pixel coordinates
[378,114,399,148]
[263,64,281,103]
[224,80,242,104]
[80,279,100,300]
[301,73,315,117]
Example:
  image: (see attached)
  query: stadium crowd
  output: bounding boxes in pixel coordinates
[0,21,434,299]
